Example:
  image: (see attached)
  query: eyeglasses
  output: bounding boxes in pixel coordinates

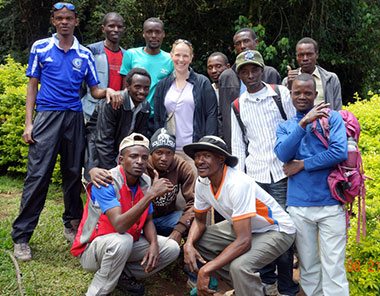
[53,2,76,11]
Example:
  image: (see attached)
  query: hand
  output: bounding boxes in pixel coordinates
[168,229,182,245]
[197,267,216,296]
[106,88,123,110]
[283,160,304,177]
[286,65,299,90]
[22,124,34,144]
[183,243,206,273]
[141,242,159,273]
[89,167,113,188]
[299,102,330,128]
[147,170,174,199]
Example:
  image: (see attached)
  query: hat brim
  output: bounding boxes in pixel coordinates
[183,143,239,167]
[236,60,264,72]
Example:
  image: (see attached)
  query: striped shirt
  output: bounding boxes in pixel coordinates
[26,33,99,111]
[231,82,296,183]
[194,166,295,234]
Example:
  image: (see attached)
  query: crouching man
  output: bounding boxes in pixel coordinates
[182,136,296,296]
[71,133,180,296]
[147,128,195,245]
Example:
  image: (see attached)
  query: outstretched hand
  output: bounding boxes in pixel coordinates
[141,242,159,273]
[299,102,330,129]
[183,243,207,273]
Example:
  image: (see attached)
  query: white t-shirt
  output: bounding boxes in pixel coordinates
[194,166,296,234]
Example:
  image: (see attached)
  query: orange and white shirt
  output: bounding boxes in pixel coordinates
[194,166,295,234]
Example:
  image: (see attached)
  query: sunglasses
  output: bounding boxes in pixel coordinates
[53,2,76,11]
[173,39,192,47]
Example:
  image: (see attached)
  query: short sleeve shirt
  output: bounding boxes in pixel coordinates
[26,34,99,111]
[119,47,173,113]
[92,184,153,215]
[194,166,295,234]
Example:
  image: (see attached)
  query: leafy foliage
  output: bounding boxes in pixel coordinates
[0,57,61,182]
[0,0,379,101]
[345,93,380,295]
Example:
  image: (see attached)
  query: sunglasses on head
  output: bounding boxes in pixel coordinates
[174,39,192,47]
[53,2,76,11]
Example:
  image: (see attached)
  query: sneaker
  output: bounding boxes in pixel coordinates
[63,219,80,243]
[183,264,197,289]
[14,243,32,261]
[224,290,235,296]
[263,282,280,296]
[63,226,77,243]
[116,273,145,295]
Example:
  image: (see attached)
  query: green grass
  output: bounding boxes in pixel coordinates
[0,175,189,296]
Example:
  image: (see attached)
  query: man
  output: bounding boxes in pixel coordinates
[86,68,151,182]
[11,2,122,261]
[147,128,195,245]
[182,136,296,296]
[207,52,230,138]
[219,28,281,150]
[231,50,299,296]
[120,17,173,135]
[275,73,349,295]
[207,52,230,98]
[71,133,180,296]
[82,12,126,122]
[284,37,342,110]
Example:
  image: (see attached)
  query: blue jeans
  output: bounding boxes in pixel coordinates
[153,210,183,237]
[257,177,299,296]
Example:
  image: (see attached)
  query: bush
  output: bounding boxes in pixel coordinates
[345,93,380,295]
[0,56,28,173]
[0,56,61,182]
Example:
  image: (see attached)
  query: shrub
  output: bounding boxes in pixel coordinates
[345,93,380,295]
[0,56,61,182]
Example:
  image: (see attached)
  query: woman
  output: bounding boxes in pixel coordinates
[154,39,218,159]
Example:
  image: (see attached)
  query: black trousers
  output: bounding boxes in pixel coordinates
[12,111,85,243]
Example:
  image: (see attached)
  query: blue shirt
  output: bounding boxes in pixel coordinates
[92,184,153,215]
[120,47,173,113]
[26,34,99,111]
[274,110,348,207]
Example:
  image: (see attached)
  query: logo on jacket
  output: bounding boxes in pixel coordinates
[72,58,83,69]
[153,185,179,207]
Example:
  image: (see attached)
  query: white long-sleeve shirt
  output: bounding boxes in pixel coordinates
[231,82,296,183]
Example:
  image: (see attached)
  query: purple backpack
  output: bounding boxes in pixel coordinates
[312,109,368,241]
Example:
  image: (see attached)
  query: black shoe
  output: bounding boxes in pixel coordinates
[116,273,145,295]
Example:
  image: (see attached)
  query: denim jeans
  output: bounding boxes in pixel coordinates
[256,177,299,296]
[153,210,183,237]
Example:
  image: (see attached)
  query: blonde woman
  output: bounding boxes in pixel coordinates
[153,39,218,161]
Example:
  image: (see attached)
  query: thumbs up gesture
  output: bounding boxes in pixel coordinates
[147,169,174,200]
[287,65,299,90]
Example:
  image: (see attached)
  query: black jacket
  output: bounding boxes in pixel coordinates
[153,68,218,142]
[86,98,150,170]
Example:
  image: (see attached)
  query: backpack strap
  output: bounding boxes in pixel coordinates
[312,120,329,148]
[311,109,332,148]
[270,84,287,121]
[232,98,249,156]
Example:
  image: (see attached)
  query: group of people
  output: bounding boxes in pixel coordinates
[10,2,349,296]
